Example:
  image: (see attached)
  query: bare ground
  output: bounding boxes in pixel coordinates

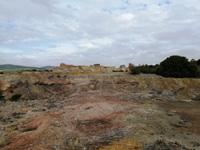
[0,91,200,150]
[0,73,200,150]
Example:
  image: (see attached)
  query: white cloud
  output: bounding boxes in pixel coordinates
[0,0,200,67]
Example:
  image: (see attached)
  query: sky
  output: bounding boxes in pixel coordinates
[0,0,200,67]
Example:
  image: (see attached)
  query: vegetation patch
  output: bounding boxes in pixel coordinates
[113,70,124,72]
[130,55,200,78]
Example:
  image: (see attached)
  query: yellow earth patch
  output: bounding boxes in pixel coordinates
[99,139,142,150]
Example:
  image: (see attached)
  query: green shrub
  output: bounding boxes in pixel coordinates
[130,66,141,75]
[130,64,160,75]
[10,94,22,102]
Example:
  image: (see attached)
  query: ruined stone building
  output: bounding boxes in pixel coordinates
[53,63,128,73]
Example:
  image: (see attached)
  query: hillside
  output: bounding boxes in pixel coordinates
[0,64,55,71]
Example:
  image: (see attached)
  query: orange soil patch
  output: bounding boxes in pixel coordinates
[3,87,13,93]
[1,114,61,150]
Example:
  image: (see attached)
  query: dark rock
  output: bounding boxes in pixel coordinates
[48,75,54,79]
[85,106,93,110]
[12,112,26,118]
[166,113,173,116]
[57,75,61,78]
[12,112,18,117]
[1,118,13,123]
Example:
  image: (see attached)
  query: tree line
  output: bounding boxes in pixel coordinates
[130,55,200,78]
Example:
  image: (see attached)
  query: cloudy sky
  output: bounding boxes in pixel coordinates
[0,0,200,67]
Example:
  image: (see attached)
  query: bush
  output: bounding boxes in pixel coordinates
[130,64,160,75]
[113,70,124,72]
[10,94,22,102]
[156,55,199,78]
